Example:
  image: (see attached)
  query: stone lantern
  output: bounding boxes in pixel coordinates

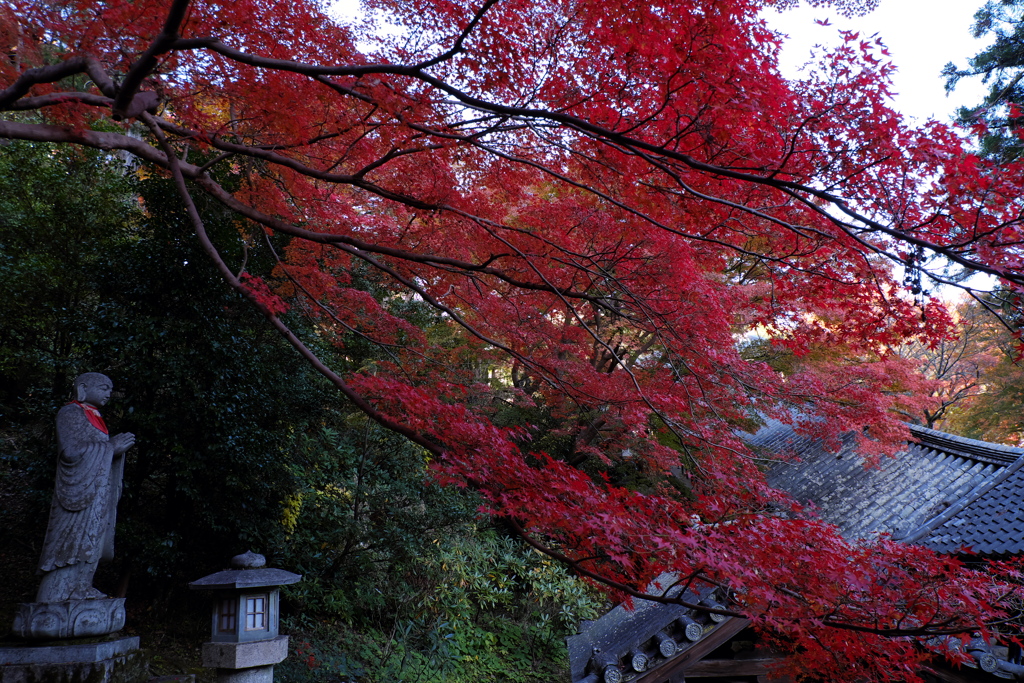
[190,551,301,683]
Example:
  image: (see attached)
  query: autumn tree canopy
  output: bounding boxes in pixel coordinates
[894,297,1002,429]
[938,291,1024,444]
[3,0,1024,679]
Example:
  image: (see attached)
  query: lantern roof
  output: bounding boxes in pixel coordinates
[189,551,301,590]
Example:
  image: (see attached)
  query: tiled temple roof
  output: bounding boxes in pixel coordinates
[914,458,1024,556]
[751,419,1024,556]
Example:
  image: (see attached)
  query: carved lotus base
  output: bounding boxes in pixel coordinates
[11,598,126,640]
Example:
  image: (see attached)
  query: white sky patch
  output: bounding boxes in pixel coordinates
[766,1,1003,296]
[325,0,405,44]
[764,0,992,125]
[326,0,360,21]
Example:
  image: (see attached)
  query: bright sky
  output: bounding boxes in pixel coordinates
[765,0,1001,297]
[763,0,992,124]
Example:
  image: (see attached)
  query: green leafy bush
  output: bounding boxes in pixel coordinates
[279,528,603,683]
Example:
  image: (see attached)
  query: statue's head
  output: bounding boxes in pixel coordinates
[74,373,113,407]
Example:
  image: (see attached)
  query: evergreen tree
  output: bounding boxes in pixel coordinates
[945,0,1024,160]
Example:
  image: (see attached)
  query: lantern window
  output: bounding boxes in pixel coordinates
[217,598,237,634]
[244,595,268,631]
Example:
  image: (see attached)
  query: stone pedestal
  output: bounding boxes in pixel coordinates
[202,635,288,683]
[11,599,126,640]
[0,635,143,683]
[214,666,273,683]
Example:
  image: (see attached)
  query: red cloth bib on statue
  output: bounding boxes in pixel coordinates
[70,401,109,434]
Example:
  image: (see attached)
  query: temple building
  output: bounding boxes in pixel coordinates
[568,422,1024,683]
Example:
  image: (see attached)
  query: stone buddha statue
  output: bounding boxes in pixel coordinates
[35,372,135,603]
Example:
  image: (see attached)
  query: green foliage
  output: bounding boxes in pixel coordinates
[277,419,478,613]
[0,139,140,421]
[945,0,1024,161]
[278,530,604,683]
[275,427,604,683]
[423,531,603,634]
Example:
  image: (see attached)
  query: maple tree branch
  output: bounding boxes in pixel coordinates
[296,99,868,305]
[331,242,525,359]
[462,215,706,456]
[7,92,113,110]
[195,172,618,305]
[0,55,115,109]
[195,152,235,176]
[351,144,444,179]
[207,52,1024,286]
[413,75,1024,286]
[170,37,424,77]
[199,169,613,418]
[322,242,624,415]
[259,235,436,381]
[127,39,867,201]
[0,119,173,166]
[413,0,503,70]
[112,0,192,119]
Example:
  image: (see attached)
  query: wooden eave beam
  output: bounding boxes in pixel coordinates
[635,618,751,682]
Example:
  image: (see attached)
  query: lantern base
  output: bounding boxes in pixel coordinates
[10,599,126,640]
[202,635,289,669]
[215,665,275,683]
